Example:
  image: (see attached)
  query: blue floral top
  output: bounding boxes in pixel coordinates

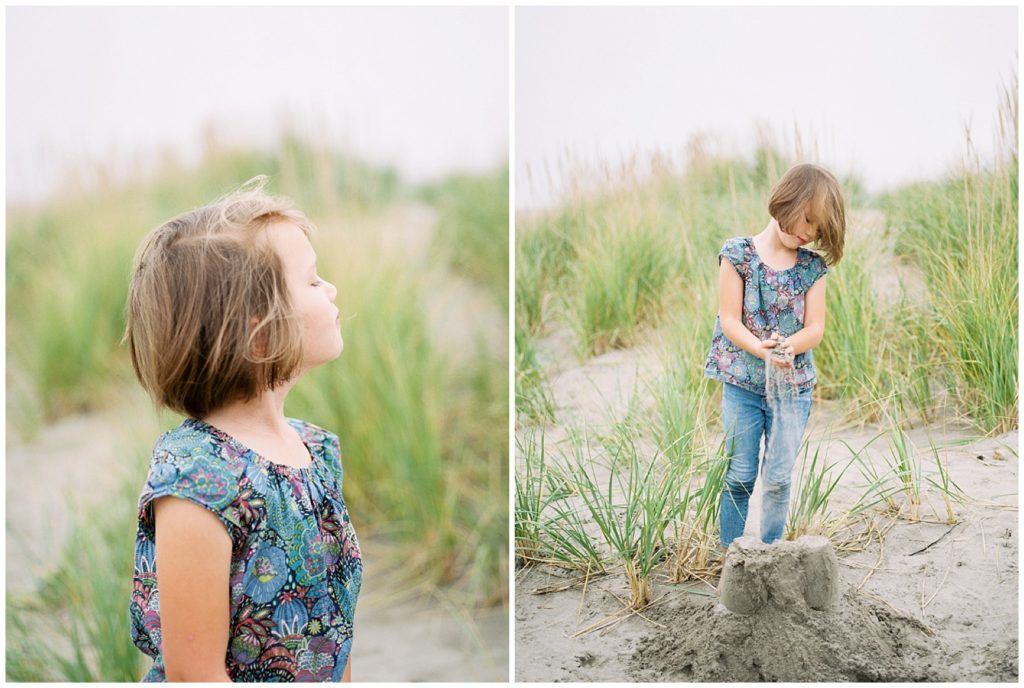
[704,236,829,394]
[129,417,362,682]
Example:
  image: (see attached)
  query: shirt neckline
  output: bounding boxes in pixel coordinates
[189,417,319,474]
[748,236,801,274]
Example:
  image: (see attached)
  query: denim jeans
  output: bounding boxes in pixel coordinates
[719,381,813,547]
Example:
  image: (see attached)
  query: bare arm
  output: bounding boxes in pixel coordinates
[153,496,233,682]
[343,657,352,682]
[780,275,827,355]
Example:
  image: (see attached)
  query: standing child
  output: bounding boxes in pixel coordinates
[703,163,846,548]
[125,177,362,681]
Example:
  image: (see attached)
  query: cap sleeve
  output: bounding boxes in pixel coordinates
[290,417,344,489]
[138,434,242,538]
[801,251,829,292]
[718,237,748,278]
[318,427,344,489]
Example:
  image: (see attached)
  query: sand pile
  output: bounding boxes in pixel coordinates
[630,537,952,682]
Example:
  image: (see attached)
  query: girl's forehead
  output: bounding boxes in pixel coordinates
[267,221,316,264]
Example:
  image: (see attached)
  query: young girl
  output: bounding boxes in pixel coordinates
[125,177,362,681]
[704,162,846,548]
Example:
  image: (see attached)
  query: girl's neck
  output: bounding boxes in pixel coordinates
[201,380,296,441]
[755,219,794,255]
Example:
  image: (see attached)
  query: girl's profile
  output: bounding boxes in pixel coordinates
[124,177,361,681]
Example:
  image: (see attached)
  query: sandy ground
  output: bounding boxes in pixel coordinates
[515,405,1017,681]
[6,202,508,681]
[515,210,1017,681]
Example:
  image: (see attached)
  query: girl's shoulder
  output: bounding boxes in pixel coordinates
[796,247,829,274]
[286,417,340,453]
[720,235,752,252]
[154,418,237,465]
[286,417,346,486]
[142,419,247,534]
[790,247,829,293]
[719,236,754,273]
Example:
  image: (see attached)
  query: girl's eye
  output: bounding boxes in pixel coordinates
[312,278,324,287]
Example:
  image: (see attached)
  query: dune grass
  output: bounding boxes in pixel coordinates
[515,429,553,566]
[566,212,680,356]
[422,166,509,308]
[514,429,604,572]
[514,95,1015,612]
[668,446,729,582]
[515,322,556,425]
[878,76,1017,434]
[924,432,967,524]
[785,433,855,540]
[556,425,680,609]
[649,313,716,472]
[879,166,1018,433]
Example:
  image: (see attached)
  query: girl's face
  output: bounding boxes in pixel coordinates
[778,202,820,248]
[267,221,342,370]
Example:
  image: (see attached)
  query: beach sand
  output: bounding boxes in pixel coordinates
[515,317,1017,682]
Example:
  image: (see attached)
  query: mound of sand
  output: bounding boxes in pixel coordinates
[631,537,952,682]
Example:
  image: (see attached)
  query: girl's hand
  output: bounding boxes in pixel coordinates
[761,333,794,368]
[758,332,781,358]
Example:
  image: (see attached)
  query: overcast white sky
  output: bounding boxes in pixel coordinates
[517,6,1017,210]
[7,6,508,204]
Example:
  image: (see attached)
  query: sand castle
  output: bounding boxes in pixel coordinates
[629,534,950,682]
[718,535,841,614]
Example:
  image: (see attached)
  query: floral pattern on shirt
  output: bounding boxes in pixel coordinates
[704,236,829,394]
[129,417,362,682]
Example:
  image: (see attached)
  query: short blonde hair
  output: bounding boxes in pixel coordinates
[124,176,315,419]
[768,163,846,266]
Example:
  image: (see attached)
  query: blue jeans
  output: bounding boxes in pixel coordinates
[719,382,812,547]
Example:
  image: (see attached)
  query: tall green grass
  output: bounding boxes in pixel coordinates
[422,167,509,308]
[556,426,680,609]
[7,200,143,428]
[7,136,405,435]
[668,446,728,581]
[515,100,1017,438]
[566,214,679,356]
[514,429,604,572]
[878,76,1018,434]
[786,434,854,540]
[286,254,457,578]
[515,322,556,425]
[651,310,716,470]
